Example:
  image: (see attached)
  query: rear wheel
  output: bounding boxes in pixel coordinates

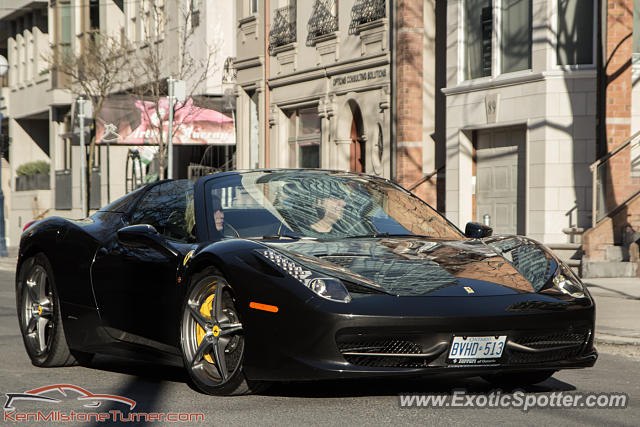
[16,254,87,367]
[482,370,556,388]
[179,267,266,395]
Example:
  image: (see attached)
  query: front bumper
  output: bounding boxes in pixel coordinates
[240,292,597,381]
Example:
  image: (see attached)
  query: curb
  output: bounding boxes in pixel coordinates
[595,334,640,347]
[0,261,16,272]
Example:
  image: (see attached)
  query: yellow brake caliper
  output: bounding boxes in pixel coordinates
[196,291,215,363]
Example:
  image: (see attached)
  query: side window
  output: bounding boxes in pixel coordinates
[130,180,196,243]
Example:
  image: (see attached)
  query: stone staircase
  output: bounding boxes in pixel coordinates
[582,244,638,278]
[547,225,584,276]
[543,227,637,279]
[582,192,640,279]
[546,242,582,276]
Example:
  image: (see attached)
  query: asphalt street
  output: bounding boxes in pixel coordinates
[0,265,638,426]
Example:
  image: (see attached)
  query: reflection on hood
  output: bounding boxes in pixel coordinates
[267,236,557,297]
[486,236,556,292]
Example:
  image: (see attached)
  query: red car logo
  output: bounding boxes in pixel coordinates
[4,384,136,411]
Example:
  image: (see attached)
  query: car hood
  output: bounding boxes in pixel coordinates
[263,236,559,297]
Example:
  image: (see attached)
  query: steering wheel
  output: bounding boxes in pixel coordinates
[224,221,241,238]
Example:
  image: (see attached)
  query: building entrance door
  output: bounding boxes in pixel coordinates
[475,127,526,235]
[350,118,365,172]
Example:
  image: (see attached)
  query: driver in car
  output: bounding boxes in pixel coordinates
[212,195,224,232]
[310,197,347,233]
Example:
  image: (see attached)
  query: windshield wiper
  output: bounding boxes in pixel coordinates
[345,233,430,239]
[261,234,314,240]
[345,232,391,239]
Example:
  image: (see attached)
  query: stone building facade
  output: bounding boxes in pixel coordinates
[444,0,599,243]
[234,0,444,207]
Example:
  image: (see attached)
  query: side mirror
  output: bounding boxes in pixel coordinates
[465,222,493,239]
[117,224,179,260]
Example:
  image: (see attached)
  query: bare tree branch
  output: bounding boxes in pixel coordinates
[45,32,131,213]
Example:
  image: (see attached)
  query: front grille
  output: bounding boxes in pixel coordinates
[343,354,428,368]
[338,339,428,368]
[338,339,422,354]
[507,329,590,364]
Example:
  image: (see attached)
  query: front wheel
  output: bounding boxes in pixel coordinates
[179,267,266,395]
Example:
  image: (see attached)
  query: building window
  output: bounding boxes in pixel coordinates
[249,91,260,169]
[156,0,166,38]
[51,1,72,88]
[288,107,321,168]
[126,0,138,43]
[191,0,200,29]
[142,0,152,40]
[632,0,640,64]
[250,0,259,14]
[557,0,595,66]
[89,0,100,30]
[60,2,71,53]
[307,0,338,46]
[464,0,492,80]
[501,0,531,73]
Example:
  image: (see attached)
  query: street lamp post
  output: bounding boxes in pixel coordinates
[0,55,9,257]
[76,97,92,218]
[78,97,88,218]
[167,76,175,179]
[166,77,186,180]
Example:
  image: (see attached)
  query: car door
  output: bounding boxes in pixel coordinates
[91,180,198,349]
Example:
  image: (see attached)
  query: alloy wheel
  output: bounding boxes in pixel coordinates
[181,276,244,387]
[21,264,54,356]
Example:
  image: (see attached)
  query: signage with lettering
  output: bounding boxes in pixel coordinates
[332,68,388,87]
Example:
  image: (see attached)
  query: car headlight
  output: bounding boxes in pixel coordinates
[256,248,352,303]
[552,266,586,298]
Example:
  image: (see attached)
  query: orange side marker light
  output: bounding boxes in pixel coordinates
[249,302,279,313]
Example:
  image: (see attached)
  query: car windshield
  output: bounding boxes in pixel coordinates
[204,171,463,241]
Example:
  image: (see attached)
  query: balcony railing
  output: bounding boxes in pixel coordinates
[349,0,386,34]
[307,0,338,46]
[590,129,640,226]
[269,5,297,54]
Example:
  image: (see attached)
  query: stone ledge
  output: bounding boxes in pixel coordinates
[582,261,637,278]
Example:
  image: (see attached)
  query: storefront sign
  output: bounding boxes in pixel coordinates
[96,96,236,145]
[332,68,388,87]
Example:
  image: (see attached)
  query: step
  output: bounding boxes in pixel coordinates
[546,243,583,261]
[547,243,582,250]
[564,259,581,267]
[582,261,637,278]
[604,245,629,262]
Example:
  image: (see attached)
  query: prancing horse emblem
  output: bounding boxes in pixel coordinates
[464,286,475,294]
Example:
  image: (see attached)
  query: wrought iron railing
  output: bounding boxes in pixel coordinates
[269,5,297,54]
[349,0,385,34]
[307,0,338,46]
[590,129,640,226]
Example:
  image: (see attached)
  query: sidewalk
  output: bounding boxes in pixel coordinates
[0,254,16,272]
[584,278,640,346]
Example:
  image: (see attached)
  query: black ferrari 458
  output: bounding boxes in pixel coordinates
[16,169,596,395]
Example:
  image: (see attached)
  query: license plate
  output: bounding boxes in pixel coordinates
[448,336,507,360]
